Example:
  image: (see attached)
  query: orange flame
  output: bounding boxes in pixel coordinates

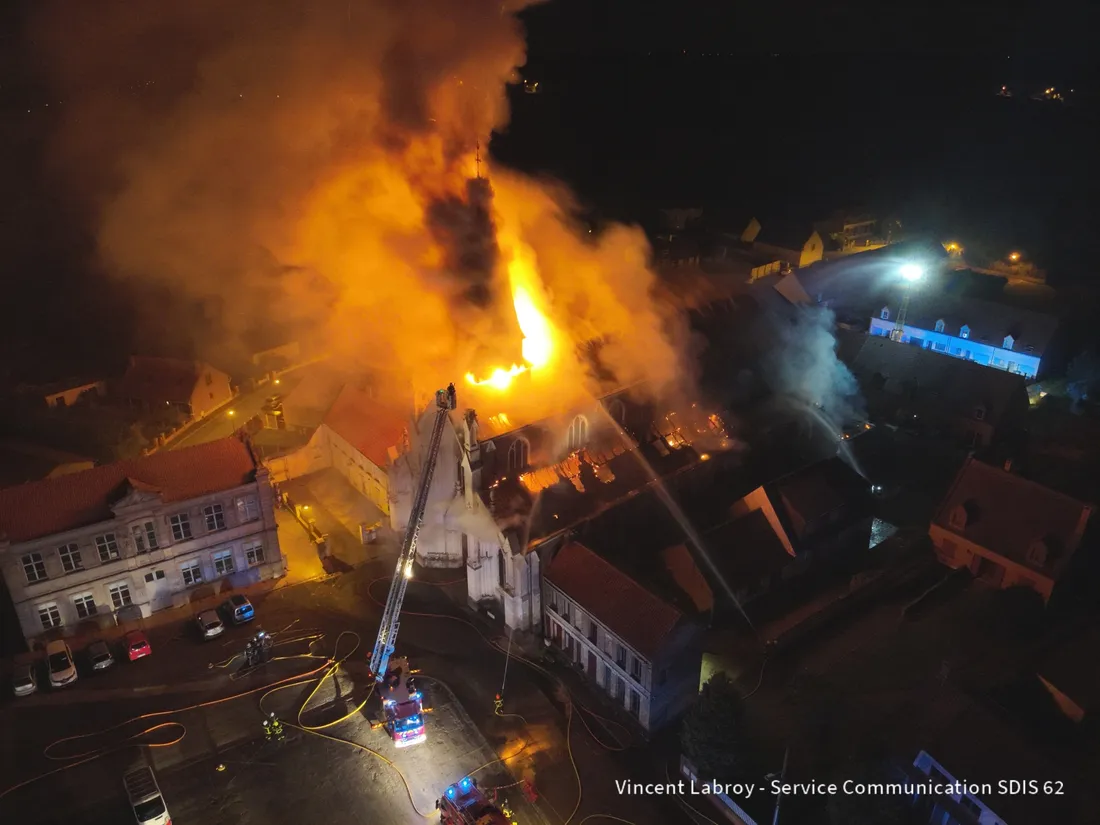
[465,243,556,391]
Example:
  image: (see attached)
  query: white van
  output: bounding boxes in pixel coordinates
[123,764,172,825]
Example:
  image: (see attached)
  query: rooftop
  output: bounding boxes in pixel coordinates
[120,356,220,403]
[545,541,685,660]
[0,436,259,544]
[932,456,1092,575]
[323,385,407,467]
[850,336,1028,426]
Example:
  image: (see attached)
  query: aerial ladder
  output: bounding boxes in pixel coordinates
[368,382,456,747]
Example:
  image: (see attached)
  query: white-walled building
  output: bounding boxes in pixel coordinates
[543,541,703,731]
[0,436,284,646]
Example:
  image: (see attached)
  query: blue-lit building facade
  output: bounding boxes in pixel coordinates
[867,296,1058,381]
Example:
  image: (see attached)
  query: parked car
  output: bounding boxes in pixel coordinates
[123,763,173,825]
[87,640,116,672]
[45,640,78,688]
[221,594,255,625]
[126,630,152,661]
[12,662,38,697]
[195,609,224,640]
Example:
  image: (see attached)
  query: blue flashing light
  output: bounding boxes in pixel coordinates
[460,777,473,793]
[410,691,421,700]
[446,786,457,799]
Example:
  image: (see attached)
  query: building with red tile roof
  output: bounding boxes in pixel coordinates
[929,456,1093,603]
[119,356,233,418]
[543,541,702,731]
[0,436,284,645]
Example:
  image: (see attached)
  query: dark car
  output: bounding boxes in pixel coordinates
[87,640,115,672]
[221,594,255,625]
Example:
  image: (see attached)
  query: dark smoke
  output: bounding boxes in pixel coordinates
[427,178,500,308]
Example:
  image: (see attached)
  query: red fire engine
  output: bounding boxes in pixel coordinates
[437,776,515,825]
[379,656,425,748]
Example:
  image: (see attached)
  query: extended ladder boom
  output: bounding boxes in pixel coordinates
[369,383,457,680]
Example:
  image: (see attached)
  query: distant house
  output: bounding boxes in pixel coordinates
[850,336,1030,447]
[1037,628,1100,723]
[752,222,826,269]
[869,293,1059,379]
[929,457,1093,602]
[16,379,106,409]
[120,357,233,418]
[543,541,703,731]
[0,436,284,646]
[0,441,95,488]
[731,456,874,563]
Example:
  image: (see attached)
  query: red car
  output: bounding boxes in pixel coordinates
[125,630,152,661]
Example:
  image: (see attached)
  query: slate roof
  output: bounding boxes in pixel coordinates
[0,436,258,544]
[323,385,406,468]
[119,356,216,404]
[850,337,1028,427]
[753,220,820,253]
[766,456,873,545]
[889,292,1059,356]
[932,456,1092,576]
[545,541,685,660]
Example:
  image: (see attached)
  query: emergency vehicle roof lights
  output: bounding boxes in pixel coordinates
[446,785,457,800]
[460,777,473,792]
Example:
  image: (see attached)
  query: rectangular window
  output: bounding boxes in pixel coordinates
[631,656,642,682]
[602,663,612,689]
[213,549,235,576]
[629,689,640,717]
[236,496,260,523]
[144,569,166,583]
[22,553,47,583]
[95,533,120,563]
[180,559,203,586]
[203,504,226,532]
[132,521,158,553]
[615,643,626,669]
[73,592,97,619]
[170,513,192,541]
[58,543,83,573]
[109,582,132,609]
[243,540,265,566]
[38,602,62,629]
[588,620,598,644]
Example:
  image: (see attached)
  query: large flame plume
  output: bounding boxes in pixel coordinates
[32,0,695,424]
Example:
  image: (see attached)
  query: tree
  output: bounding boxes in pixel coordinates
[827,760,920,825]
[680,672,745,782]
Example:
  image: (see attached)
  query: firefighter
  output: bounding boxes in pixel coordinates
[262,718,272,740]
[269,712,285,740]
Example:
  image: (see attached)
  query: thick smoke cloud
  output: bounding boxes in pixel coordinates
[763,305,864,427]
[30,0,692,419]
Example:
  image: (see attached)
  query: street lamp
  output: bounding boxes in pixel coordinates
[890,264,924,342]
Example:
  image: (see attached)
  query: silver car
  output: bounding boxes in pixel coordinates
[195,609,224,640]
[87,640,115,672]
[12,662,37,697]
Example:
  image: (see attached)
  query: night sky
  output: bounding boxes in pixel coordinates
[0,0,1096,384]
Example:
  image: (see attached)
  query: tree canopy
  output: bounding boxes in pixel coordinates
[680,672,745,782]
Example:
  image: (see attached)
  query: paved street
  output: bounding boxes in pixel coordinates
[167,372,308,451]
[0,555,699,825]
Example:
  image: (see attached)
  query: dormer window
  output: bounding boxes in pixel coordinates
[1003,334,1015,350]
[959,325,970,339]
[880,306,890,321]
[949,499,980,530]
[934,319,945,333]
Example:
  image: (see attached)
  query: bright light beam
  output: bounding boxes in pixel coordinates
[899,263,924,282]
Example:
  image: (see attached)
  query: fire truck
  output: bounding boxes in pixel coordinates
[437,776,515,825]
[368,383,456,747]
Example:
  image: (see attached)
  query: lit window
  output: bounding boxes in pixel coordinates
[170,513,193,541]
[58,543,83,573]
[73,593,97,619]
[38,602,62,629]
[934,319,945,332]
[22,553,47,583]
[243,540,265,566]
[203,504,226,532]
[959,325,970,339]
[567,415,589,452]
[880,307,890,321]
[212,549,235,576]
[1003,334,1014,350]
[507,438,530,472]
[180,559,203,586]
[95,533,120,562]
[109,582,132,609]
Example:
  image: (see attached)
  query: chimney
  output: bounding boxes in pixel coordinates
[1004,458,1013,472]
